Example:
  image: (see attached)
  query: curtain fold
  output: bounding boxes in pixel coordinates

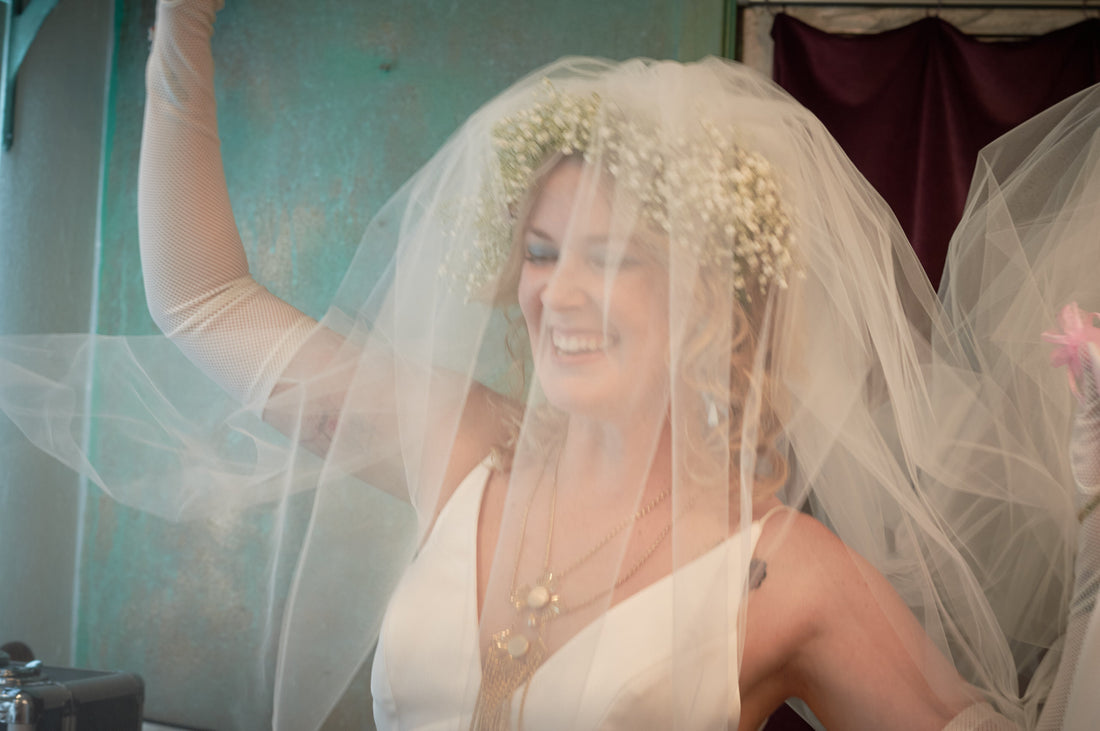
[772,13,1100,287]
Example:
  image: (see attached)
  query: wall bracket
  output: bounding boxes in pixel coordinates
[2,0,61,151]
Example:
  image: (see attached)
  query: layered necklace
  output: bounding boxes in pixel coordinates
[470,459,672,730]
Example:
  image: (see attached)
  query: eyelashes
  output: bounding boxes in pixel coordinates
[523,240,559,265]
[522,239,641,270]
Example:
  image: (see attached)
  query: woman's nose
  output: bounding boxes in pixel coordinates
[540,252,591,310]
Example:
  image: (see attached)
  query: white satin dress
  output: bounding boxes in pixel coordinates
[372,461,774,730]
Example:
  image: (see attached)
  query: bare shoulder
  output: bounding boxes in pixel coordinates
[755,508,840,557]
[751,509,916,646]
[738,510,848,722]
[753,509,856,602]
[745,510,857,648]
[745,509,976,729]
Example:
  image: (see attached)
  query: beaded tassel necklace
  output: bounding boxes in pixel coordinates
[470,460,672,730]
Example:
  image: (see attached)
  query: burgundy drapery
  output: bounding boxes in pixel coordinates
[772,14,1100,287]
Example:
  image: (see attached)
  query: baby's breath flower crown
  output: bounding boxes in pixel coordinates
[447,79,796,301]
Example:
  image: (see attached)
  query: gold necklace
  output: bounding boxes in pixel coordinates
[510,474,672,627]
[470,459,672,730]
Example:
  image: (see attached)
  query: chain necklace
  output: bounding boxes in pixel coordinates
[470,459,672,730]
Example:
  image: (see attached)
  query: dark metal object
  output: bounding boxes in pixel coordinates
[0,650,144,730]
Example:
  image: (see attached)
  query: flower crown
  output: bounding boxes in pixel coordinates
[448,80,796,300]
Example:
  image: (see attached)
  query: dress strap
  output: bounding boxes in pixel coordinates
[755,503,790,528]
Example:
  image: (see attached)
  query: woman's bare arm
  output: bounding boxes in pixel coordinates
[742,512,1002,730]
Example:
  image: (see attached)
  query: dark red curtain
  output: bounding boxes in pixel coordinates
[772,14,1100,287]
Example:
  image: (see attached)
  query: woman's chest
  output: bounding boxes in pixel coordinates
[372,464,770,728]
[376,522,751,730]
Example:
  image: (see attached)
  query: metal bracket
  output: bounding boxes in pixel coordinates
[2,0,61,151]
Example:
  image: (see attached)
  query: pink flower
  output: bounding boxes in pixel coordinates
[1042,302,1100,398]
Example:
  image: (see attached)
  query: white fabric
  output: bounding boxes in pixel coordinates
[1036,341,1100,731]
[943,703,1018,731]
[1065,591,1100,730]
[1071,343,1100,497]
[140,0,315,406]
[1062,506,1100,731]
[1060,344,1100,730]
[371,459,776,730]
[938,83,1100,731]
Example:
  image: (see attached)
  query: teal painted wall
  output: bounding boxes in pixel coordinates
[4,1,724,729]
[0,0,112,669]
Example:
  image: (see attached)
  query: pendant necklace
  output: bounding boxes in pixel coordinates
[470,458,672,730]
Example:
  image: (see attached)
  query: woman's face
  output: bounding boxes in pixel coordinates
[517,161,670,422]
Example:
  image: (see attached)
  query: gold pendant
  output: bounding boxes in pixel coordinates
[510,571,561,628]
[470,628,547,731]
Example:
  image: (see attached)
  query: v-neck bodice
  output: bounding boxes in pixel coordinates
[371,460,771,730]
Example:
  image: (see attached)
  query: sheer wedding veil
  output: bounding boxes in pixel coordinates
[0,44,1085,731]
[939,82,1100,729]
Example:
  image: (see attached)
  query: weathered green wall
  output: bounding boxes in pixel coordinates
[5,1,723,729]
[0,0,112,668]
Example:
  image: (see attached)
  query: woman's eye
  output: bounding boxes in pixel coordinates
[524,241,558,264]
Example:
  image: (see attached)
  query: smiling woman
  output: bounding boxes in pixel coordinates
[0,0,1087,729]
[105,1,1082,726]
[187,21,1054,722]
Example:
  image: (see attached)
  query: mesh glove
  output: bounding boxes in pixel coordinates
[139,0,315,405]
[1037,329,1100,730]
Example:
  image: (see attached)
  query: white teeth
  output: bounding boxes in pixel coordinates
[552,331,607,354]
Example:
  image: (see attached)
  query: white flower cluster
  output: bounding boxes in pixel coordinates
[659,119,794,295]
[493,80,602,206]
[448,80,795,301]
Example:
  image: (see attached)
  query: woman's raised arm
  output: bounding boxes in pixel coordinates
[138,0,503,504]
[139,0,316,406]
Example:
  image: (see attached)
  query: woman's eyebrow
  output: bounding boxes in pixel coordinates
[523,226,555,240]
[524,226,617,247]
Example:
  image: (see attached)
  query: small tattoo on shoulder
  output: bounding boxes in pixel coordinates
[749,558,767,590]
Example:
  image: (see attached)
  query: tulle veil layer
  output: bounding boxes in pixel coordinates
[0,41,1094,731]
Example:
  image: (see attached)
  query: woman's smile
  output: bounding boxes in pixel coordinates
[549,328,620,356]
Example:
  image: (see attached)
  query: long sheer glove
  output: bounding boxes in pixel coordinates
[139,0,315,406]
[1069,342,1100,499]
[1036,338,1100,730]
[1061,341,1100,729]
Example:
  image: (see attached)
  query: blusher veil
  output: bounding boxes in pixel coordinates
[0,1,1090,728]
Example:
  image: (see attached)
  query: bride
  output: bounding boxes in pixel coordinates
[3,0,1092,728]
